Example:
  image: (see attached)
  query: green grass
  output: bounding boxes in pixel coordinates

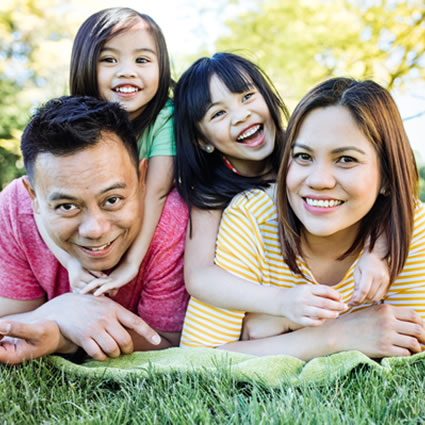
[1,359,425,424]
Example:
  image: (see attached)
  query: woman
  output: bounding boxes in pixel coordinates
[181,77,425,360]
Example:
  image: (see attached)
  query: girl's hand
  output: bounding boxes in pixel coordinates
[80,263,139,297]
[280,285,347,327]
[350,252,390,306]
[68,258,107,293]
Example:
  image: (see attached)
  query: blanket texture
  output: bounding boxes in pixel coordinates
[45,348,425,387]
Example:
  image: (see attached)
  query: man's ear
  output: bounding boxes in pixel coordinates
[22,176,40,214]
[138,158,148,189]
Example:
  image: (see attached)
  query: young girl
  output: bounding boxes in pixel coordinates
[36,8,175,295]
[174,53,390,333]
[180,76,425,359]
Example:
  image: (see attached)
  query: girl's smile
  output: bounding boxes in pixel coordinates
[97,18,160,120]
[286,105,381,246]
[199,74,276,177]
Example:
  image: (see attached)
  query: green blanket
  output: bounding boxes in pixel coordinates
[45,348,425,387]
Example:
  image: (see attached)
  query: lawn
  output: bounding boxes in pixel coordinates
[1,356,425,424]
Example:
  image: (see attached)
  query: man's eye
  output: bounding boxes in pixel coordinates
[57,204,77,213]
[105,197,121,207]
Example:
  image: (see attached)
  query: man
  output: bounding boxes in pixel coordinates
[0,96,188,364]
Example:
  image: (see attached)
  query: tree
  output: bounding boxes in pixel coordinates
[0,0,104,189]
[216,0,425,104]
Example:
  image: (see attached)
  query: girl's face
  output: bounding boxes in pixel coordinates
[199,74,276,177]
[286,105,381,244]
[97,18,160,120]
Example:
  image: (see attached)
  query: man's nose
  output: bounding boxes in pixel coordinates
[79,210,111,240]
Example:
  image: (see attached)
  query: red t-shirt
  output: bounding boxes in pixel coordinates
[0,178,189,332]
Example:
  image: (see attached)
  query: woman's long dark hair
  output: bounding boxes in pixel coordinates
[174,52,289,211]
[277,77,418,284]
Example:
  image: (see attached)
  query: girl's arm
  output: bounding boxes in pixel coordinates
[185,208,346,325]
[84,156,174,296]
[34,214,105,292]
[350,235,389,305]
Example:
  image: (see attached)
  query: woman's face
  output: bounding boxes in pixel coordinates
[286,105,381,243]
[198,74,276,177]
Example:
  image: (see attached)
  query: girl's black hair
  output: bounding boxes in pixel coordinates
[174,52,289,211]
[70,7,173,138]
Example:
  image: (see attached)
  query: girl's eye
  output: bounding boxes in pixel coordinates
[136,57,148,64]
[293,152,312,163]
[100,57,117,64]
[211,110,225,120]
[242,92,254,102]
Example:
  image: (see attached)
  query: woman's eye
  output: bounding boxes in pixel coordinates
[136,57,148,64]
[293,152,312,162]
[338,156,357,164]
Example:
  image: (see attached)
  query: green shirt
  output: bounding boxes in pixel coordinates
[137,100,175,160]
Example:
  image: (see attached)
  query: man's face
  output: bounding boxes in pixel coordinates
[26,133,145,271]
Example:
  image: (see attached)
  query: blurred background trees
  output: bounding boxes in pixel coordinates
[1,0,424,195]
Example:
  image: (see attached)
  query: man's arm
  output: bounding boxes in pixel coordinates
[0,296,45,318]
[0,293,162,362]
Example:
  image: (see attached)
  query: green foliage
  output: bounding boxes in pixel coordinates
[216,0,425,104]
[0,0,99,189]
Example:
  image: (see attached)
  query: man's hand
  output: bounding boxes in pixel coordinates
[34,293,161,361]
[0,320,64,365]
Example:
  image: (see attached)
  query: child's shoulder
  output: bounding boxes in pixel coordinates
[225,185,277,223]
[156,99,173,122]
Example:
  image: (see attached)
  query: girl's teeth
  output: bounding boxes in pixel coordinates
[237,125,260,141]
[306,198,342,208]
[114,87,139,93]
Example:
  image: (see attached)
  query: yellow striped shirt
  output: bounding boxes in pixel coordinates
[181,188,425,348]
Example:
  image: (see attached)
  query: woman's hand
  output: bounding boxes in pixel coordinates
[241,313,302,340]
[331,304,425,358]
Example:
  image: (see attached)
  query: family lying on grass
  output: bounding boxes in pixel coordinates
[0,8,424,365]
